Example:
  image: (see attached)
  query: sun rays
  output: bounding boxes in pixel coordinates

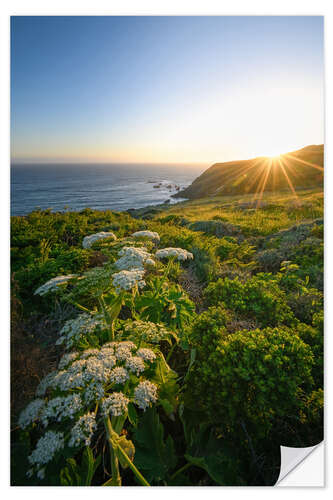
[219,150,324,209]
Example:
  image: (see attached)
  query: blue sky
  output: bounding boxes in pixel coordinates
[11,16,324,164]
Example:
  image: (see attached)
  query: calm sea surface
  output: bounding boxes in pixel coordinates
[11,163,205,216]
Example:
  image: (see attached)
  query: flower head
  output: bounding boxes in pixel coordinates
[132,231,160,243]
[115,246,153,271]
[101,392,129,417]
[112,269,146,293]
[18,399,45,429]
[68,412,97,447]
[155,247,193,261]
[34,275,76,296]
[28,431,65,469]
[82,232,117,249]
[134,381,158,410]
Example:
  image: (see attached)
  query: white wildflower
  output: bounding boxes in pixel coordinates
[28,430,64,468]
[125,356,146,375]
[34,275,76,296]
[109,366,129,385]
[18,399,45,429]
[82,232,117,249]
[100,342,116,352]
[41,394,82,427]
[132,231,160,242]
[35,371,58,397]
[137,348,156,363]
[58,313,106,350]
[115,246,153,271]
[112,269,146,293]
[134,381,158,410]
[83,356,112,383]
[37,468,45,480]
[145,258,156,267]
[80,348,100,359]
[58,352,79,370]
[51,366,85,392]
[101,392,129,417]
[68,412,97,447]
[123,320,171,344]
[83,381,105,405]
[155,247,193,261]
[114,341,136,361]
[98,349,117,366]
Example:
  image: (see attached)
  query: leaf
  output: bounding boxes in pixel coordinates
[179,406,245,485]
[152,353,179,415]
[127,403,138,427]
[133,407,178,483]
[184,424,245,485]
[116,436,135,469]
[59,448,101,486]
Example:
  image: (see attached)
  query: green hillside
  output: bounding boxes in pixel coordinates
[175,144,324,200]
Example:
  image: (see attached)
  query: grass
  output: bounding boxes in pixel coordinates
[153,188,323,236]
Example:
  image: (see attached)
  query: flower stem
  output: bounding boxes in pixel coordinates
[170,462,192,481]
[166,341,177,363]
[104,416,150,486]
[115,444,150,486]
[104,417,121,486]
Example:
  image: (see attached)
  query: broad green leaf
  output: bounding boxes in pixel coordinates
[133,407,178,483]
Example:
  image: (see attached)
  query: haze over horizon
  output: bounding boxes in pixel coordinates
[11,16,324,165]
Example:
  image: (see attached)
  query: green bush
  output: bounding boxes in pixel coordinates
[186,326,314,436]
[204,275,295,327]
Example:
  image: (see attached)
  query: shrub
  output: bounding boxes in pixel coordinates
[189,220,242,238]
[204,275,295,327]
[296,317,323,388]
[256,249,284,272]
[215,238,237,261]
[186,326,314,436]
[187,305,231,351]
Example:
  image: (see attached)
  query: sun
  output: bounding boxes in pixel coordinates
[266,154,281,160]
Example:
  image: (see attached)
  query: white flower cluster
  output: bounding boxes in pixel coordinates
[18,399,45,429]
[58,352,79,370]
[137,348,157,362]
[101,392,130,417]
[56,313,106,349]
[155,247,194,261]
[134,381,158,410]
[67,264,115,299]
[40,394,82,427]
[123,320,171,344]
[115,246,154,271]
[109,366,129,384]
[112,269,146,293]
[34,275,76,296]
[125,356,146,375]
[28,430,65,474]
[35,371,58,397]
[21,340,159,479]
[68,412,97,447]
[132,230,160,242]
[82,232,117,249]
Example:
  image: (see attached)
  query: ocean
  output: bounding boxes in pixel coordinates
[11,163,205,216]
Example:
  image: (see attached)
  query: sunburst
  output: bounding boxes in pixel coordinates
[225,151,323,208]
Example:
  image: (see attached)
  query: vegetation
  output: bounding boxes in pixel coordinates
[11,186,323,486]
[175,144,323,199]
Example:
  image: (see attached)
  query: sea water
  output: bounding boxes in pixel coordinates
[11,163,205,216]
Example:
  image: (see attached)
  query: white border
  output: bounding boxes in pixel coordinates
[1,1,331,498]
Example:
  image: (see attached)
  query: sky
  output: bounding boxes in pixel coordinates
[11,16,324,164]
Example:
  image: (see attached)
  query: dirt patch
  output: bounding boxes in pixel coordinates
[179,266,204,312]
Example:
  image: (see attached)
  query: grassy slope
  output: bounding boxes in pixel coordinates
[175,144,323,200]
[140,187,323,237]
